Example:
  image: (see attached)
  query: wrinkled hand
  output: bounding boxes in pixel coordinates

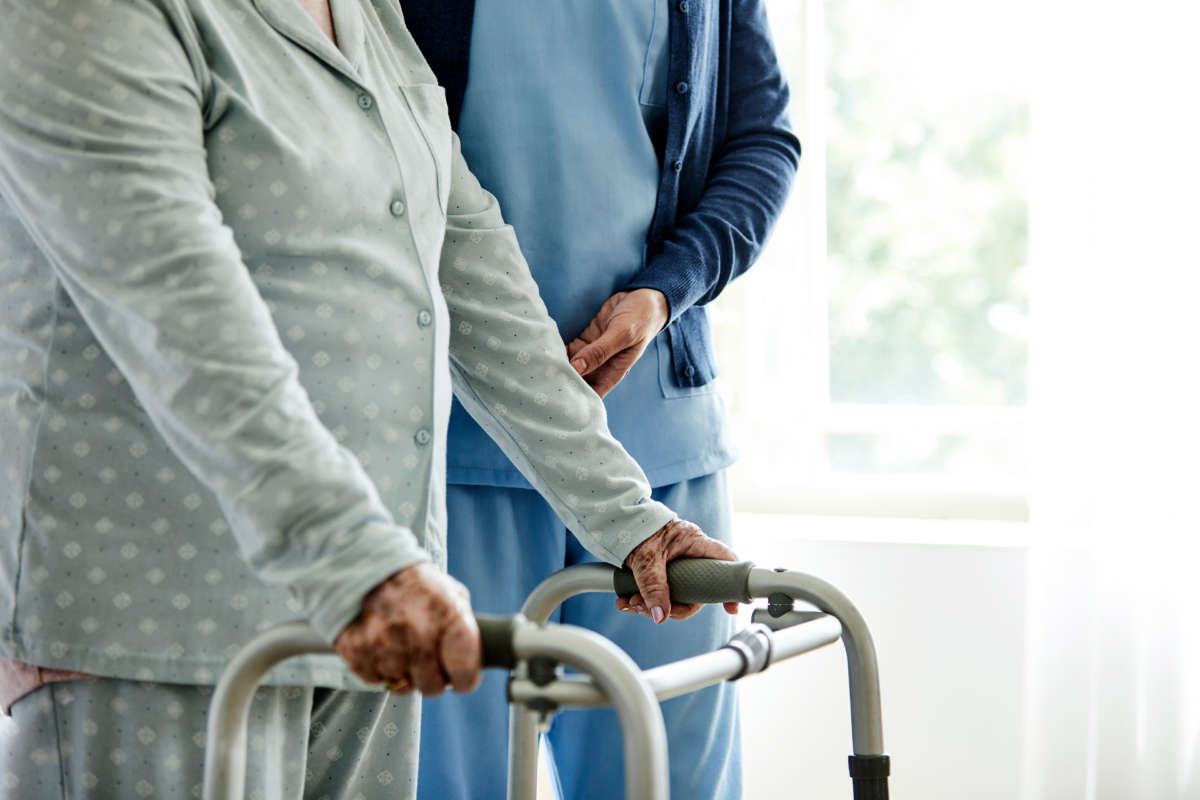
[618,520,741,623]
[335,563,481,697]
[566,288,669,397]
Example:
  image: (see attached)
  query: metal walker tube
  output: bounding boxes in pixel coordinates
[510,624,669,800]
[508,565,616,799]
[508,614,844,707]
[202,616,668,800]
[747,568,884,756]
[204,559,887,800]
[507,562,888,799]
[203,623,333,800]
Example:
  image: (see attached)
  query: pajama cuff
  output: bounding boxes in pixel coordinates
[293,521,434,644]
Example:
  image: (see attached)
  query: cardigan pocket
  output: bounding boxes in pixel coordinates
[654,333,716,399]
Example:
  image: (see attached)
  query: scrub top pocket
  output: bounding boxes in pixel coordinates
[639,0,671,109]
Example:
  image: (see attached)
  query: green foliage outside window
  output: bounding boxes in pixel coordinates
[823,0,1029,407]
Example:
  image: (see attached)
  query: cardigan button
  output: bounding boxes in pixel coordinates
[672,159,683,172]
[684,365,696,377]
[678,1,688,11]
[675,81,690,95]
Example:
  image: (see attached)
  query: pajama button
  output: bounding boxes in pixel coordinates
[414,429,431,446]
[417,309,432,327]
[357,93,374,110]
[389,199,406,217]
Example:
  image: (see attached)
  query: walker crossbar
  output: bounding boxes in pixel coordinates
[508,560,890,800]
[507,614,844,707]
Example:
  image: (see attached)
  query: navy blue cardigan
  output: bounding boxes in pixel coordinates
[400,0,801,388]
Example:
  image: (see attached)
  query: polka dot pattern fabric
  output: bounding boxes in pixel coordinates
[0,0,674,694]
[0,679,419,800]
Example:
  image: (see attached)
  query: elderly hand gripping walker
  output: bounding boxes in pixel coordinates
[203,559,890,799]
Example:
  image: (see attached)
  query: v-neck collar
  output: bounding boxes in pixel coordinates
[251,0,366,84]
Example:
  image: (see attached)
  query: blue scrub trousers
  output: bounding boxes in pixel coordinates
[417,471,741,799]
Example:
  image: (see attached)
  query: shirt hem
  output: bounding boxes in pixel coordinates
[1,632,372,691]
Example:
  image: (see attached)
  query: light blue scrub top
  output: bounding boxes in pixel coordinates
[446,0,737,489]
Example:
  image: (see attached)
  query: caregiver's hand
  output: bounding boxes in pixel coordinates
[335,563,481,697]
[566,288,669,397]
[619,519,741,623]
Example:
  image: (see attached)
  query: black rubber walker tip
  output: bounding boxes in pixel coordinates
[848,754,890,800]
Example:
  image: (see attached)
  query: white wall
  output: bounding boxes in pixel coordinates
[736,516,1029,799]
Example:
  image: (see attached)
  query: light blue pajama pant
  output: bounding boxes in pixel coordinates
[0,678,419,799]
[418,470,741,800]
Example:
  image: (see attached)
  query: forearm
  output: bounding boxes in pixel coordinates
[626,135,799,320]
[440,136,677,563]
[625,0,801,321]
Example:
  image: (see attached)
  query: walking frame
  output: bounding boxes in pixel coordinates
[203,559,890,799]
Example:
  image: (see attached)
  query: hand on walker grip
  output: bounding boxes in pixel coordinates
[618,520,741,623]
[335,563,482,696]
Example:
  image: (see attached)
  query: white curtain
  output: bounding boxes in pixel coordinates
[1023,2,1200,797]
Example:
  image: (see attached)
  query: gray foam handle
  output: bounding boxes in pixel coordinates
[475,613,517,670]
[613,558,755,605]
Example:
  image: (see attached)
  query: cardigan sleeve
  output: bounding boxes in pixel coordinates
[624,0,801,323]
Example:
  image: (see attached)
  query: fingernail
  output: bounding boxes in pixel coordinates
[651,606,665,624]
[571,358,586,373]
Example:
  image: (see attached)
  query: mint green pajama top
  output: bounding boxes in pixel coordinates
[0,0,675,688]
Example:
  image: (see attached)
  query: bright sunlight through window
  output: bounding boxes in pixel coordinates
[714,0,1031,520]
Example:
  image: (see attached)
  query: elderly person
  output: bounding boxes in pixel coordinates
[402,1,801,797]
[0,0,736,796]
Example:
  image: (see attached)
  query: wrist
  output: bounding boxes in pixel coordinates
[632,288,670,332]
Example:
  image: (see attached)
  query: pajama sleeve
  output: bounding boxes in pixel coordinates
[439,134,678,566]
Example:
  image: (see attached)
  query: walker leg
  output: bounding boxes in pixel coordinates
[507,623,669,800]
[748,569,890,799]
[506,701,542,799]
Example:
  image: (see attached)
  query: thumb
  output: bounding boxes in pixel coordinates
[569,325,630,376]
[631,556,671,624]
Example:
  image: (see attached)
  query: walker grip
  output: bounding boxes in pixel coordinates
[475,614,517,669]
[613,558,755,605]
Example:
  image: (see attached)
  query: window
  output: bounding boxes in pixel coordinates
[715,0,1031,520]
